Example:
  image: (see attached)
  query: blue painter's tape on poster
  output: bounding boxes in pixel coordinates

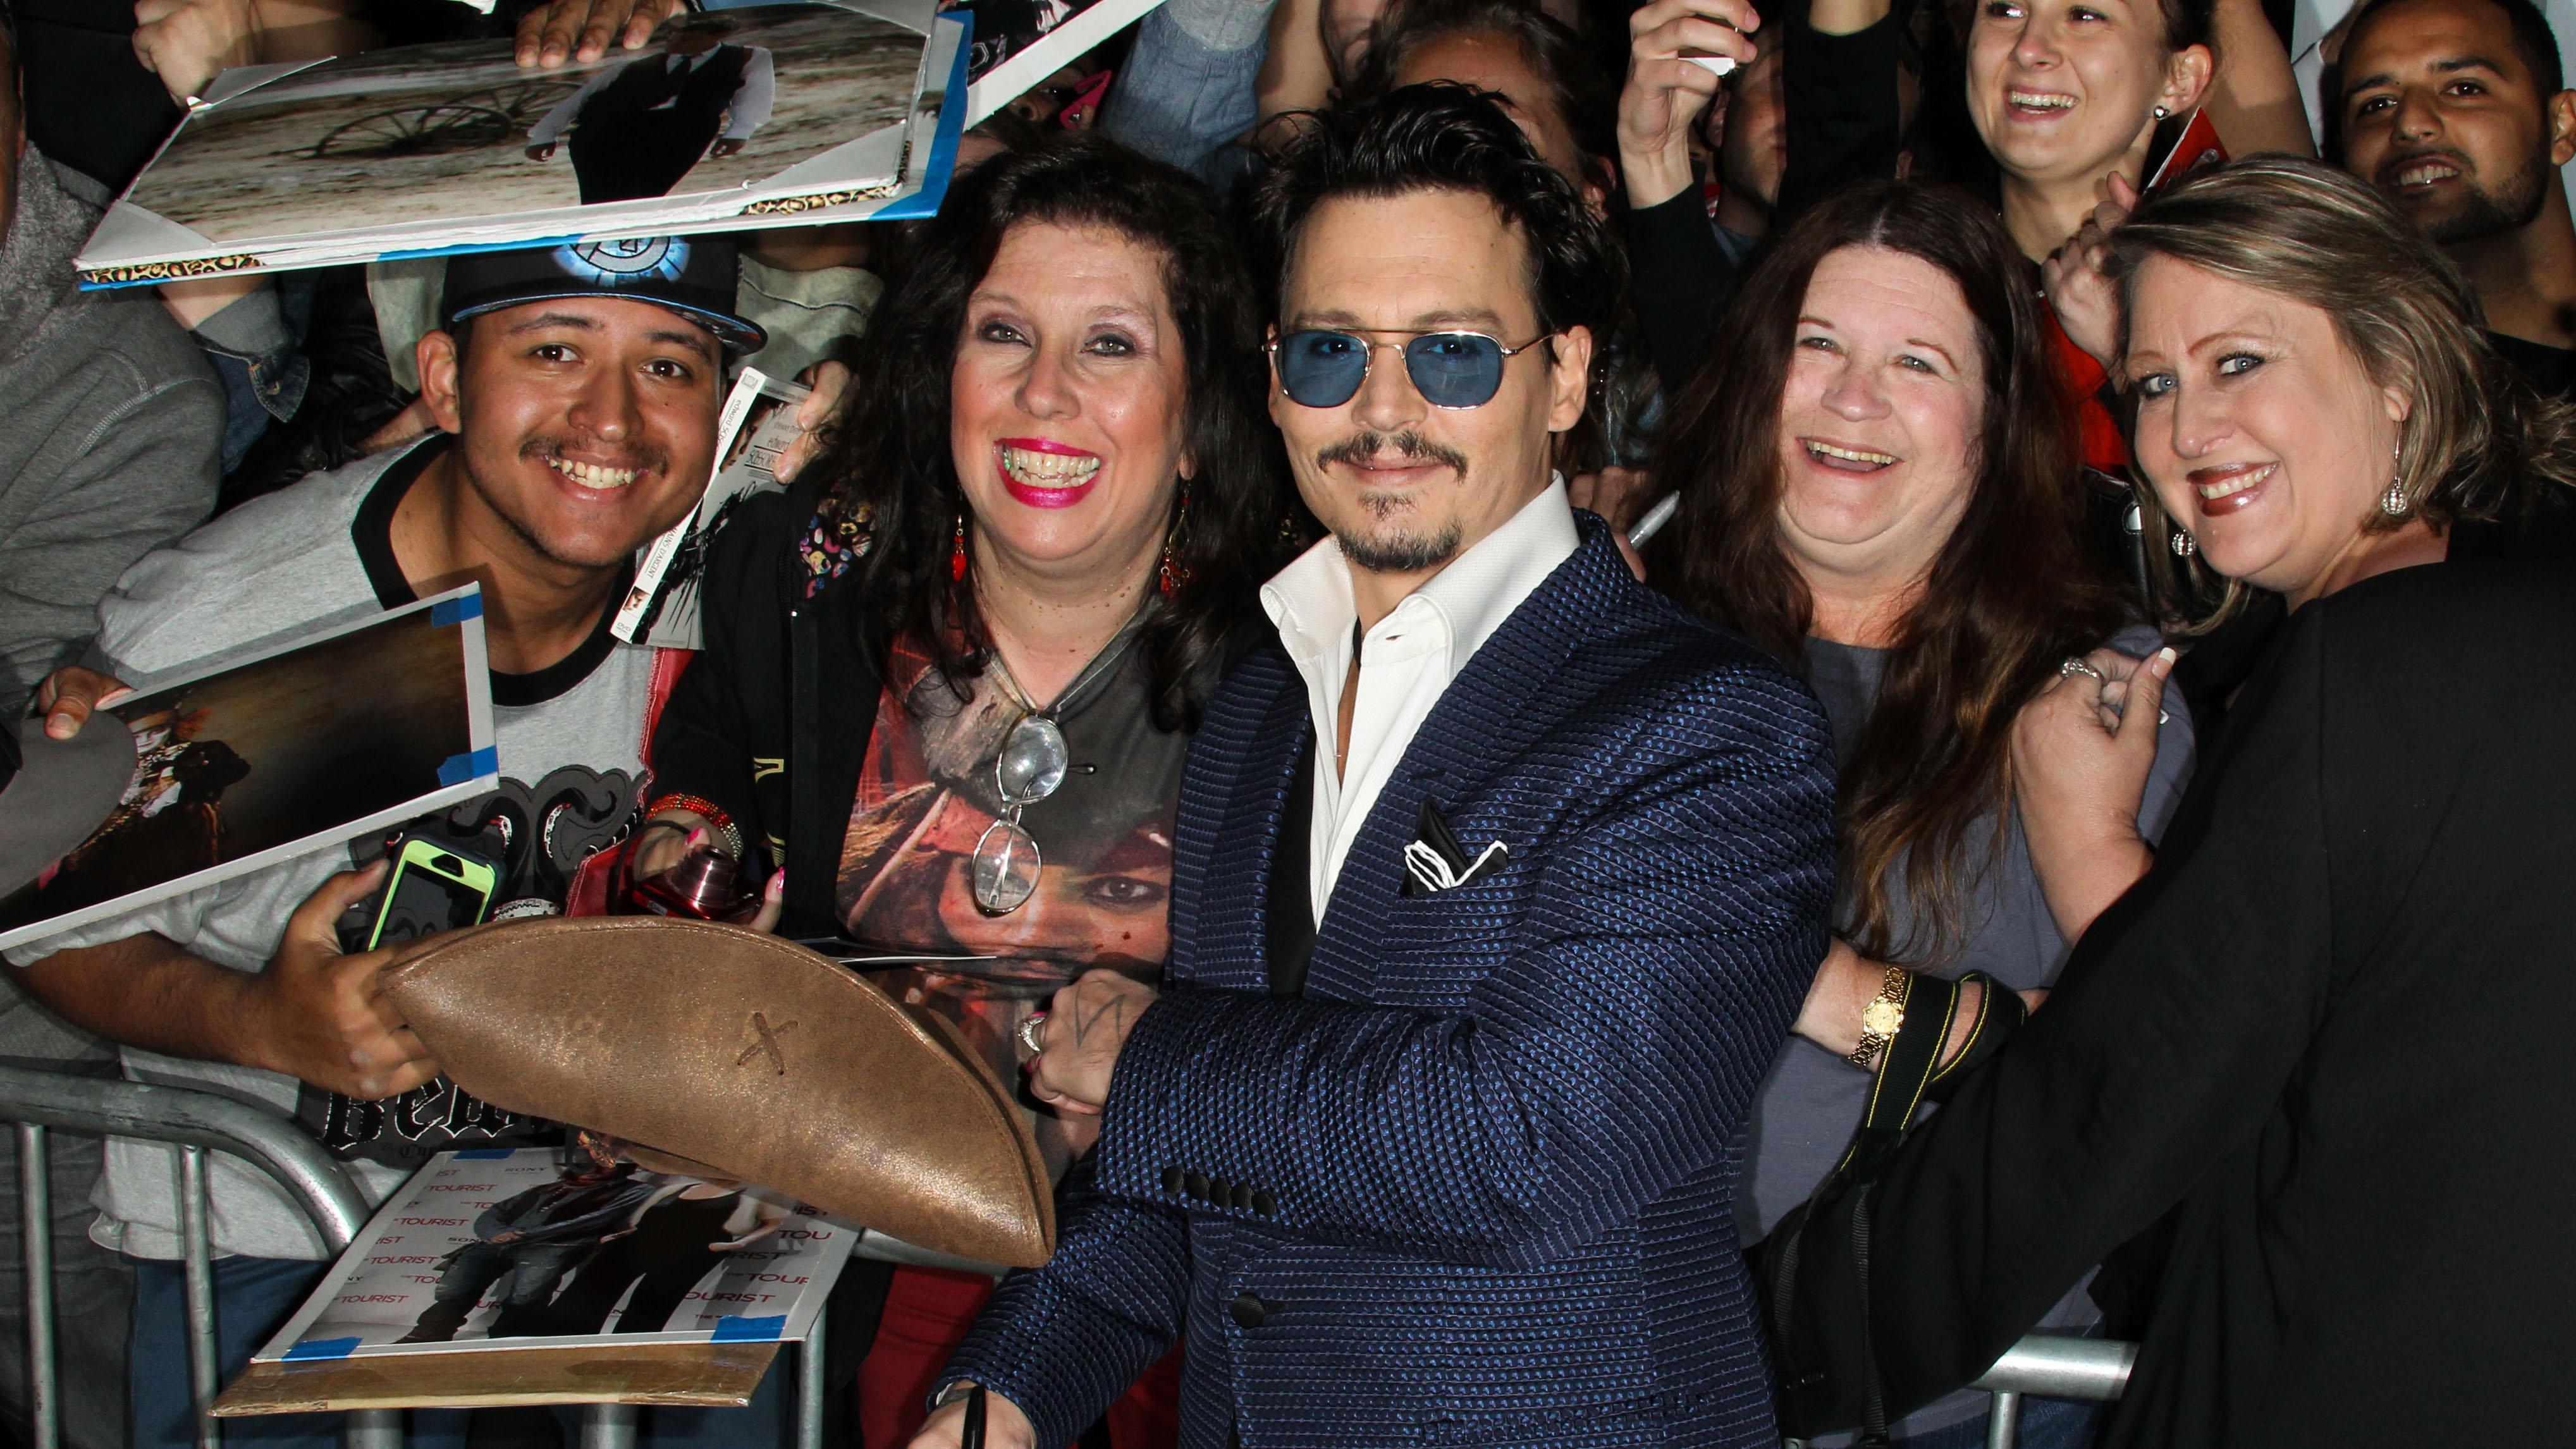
[285,1337,362,1361]
[437,747,500,787]
[453,1148,514,1159]
[430,594,485,626]
[711,1314,787,1342]
[379,234,585,264]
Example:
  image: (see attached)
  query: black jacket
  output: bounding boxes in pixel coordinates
[647,476,880,938]
[1760,557,2576,1446]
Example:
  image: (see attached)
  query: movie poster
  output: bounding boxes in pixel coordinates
[123,5,923,243]
[0,588,498,952]
[255,1147,855,1362]
[945,0,1165,123]
[78,1,969,283]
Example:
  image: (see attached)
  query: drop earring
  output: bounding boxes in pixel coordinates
[2382,441,2410,517]
[1158,482,1190,600]
[2170,529,2198,557]
[951,513,969,582]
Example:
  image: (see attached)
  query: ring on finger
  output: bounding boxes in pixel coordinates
[2059,657,2106,682]
[1016,1011,1048,1057]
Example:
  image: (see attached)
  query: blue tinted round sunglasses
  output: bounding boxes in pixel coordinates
[1269,328,1551,410]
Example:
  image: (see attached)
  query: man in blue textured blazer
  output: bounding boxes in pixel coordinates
[915,86,1838,1449]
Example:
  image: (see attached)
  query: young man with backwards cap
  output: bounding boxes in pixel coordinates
[13,237,775,1449]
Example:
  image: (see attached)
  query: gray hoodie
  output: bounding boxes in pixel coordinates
[0,145,221,721]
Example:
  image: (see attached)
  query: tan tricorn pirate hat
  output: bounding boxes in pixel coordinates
[383,916,1054,1267]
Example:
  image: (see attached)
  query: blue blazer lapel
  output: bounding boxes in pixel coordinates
[1184,657,1313,994]
[1305,520,1633,996]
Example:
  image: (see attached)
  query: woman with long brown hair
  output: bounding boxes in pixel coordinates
[1659,177,2192,1448]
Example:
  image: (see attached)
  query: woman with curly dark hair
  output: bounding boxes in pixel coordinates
[633,134,1287,1448]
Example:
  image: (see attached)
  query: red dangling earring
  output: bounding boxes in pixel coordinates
[951,513,968,583]
[1158,484,1189,599]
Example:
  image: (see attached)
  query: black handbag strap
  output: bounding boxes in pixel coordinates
[1808,970,2031,1446]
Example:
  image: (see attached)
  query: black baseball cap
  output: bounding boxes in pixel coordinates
[445,236,766,355]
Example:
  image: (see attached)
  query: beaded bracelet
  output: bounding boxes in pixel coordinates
[644,792,745,862]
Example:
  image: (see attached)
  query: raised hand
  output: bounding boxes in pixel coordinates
[514,0,682,69]
[2010,644,2173,941]
[37,666,135,741]
[1619,0,1760,208]
[774,360,851,484]
[2040,171,2140,371]
[131,0,265,106]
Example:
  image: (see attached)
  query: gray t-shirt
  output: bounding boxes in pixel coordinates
[1752,625,2195,1441]
[6,439,658,1260]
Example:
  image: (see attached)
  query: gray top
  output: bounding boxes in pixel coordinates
[0,147,223,1079]
[0,147,221,719]
[1752,625,2196,1441]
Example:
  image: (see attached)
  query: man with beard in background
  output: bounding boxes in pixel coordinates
[2335,0,2576,392]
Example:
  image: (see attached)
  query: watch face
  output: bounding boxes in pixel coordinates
[1862,999,1906,1037]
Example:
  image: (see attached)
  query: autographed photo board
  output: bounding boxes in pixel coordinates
[257,1148,854,1360]
[85,1,935,281]
[0,589,498,951]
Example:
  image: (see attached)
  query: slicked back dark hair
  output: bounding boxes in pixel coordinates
[800,134,1287,733]
[1250,83,1625,350]
[2326,0,2566,157]
[1341,0,1618,193]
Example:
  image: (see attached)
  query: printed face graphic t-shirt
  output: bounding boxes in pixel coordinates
[836,627,1187,1175]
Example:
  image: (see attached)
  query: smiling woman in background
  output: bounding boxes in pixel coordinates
[1660,177,2193,1448]
[631,135,1286,1449]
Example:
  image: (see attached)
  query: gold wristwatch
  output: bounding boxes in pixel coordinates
[1848,965,1911,1070]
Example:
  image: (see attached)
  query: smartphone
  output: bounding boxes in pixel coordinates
[2142,108,2225,195]
[362,835,500,950]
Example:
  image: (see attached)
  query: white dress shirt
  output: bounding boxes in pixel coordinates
[1260,477,1580,922]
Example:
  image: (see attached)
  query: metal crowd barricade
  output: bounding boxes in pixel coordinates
[2,1061,2128,1449]
[0,1061,378,1449]
[0,1064,831,1449]
[1969,1333,2137,1448]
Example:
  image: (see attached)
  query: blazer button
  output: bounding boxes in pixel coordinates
[1184,1172,1211,1199]
[1229,1292,1271,1330]
[1230,1183,1255,1211]
[1251,1190,1277,1217]
[1162,1167,1186,1194]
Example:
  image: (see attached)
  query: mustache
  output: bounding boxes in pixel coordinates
[1314,431,1469,477]
[520,435,666,474]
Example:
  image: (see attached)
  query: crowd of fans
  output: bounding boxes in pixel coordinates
[3,0,2574,1442]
